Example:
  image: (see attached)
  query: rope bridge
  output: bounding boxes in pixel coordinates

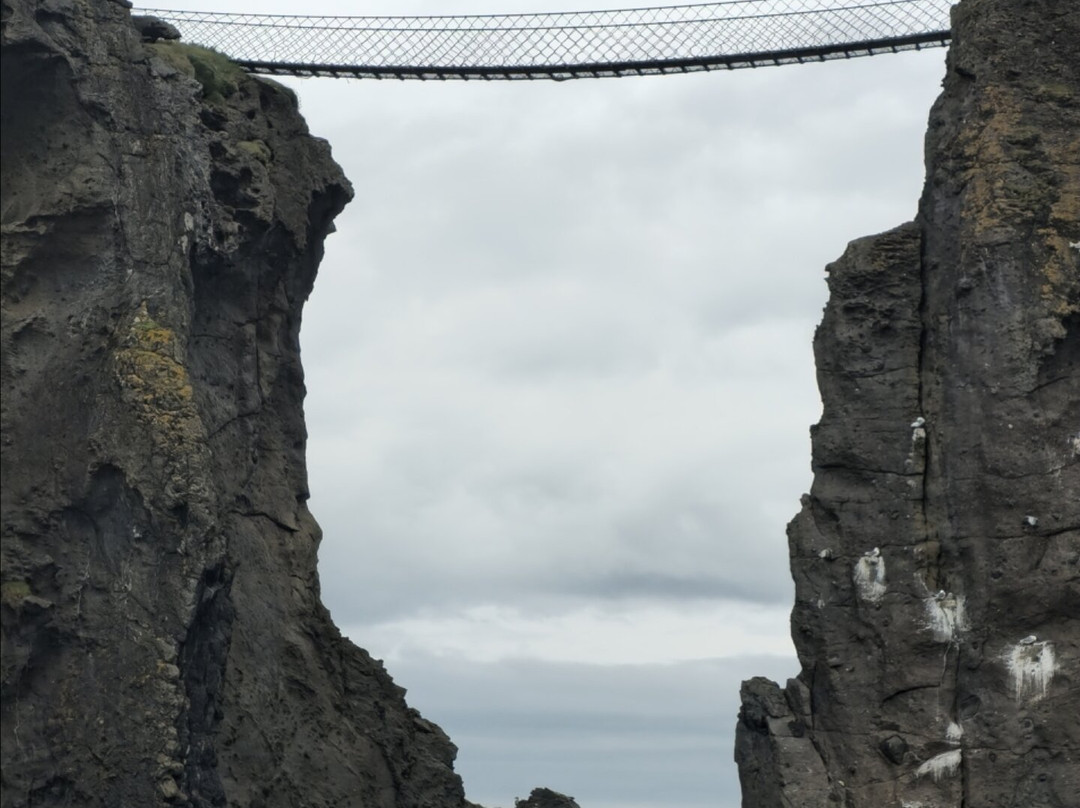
[137,1,954,81]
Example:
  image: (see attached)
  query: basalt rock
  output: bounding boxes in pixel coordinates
[736,1,1079,806]
[131,15,181,43]
[1,1,468,806]
[514,788,582,808]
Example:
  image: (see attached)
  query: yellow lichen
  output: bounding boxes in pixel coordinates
[1,581,32,607]
[113,304,210,513]
[947,78,1078,336]
[117,349,194,411]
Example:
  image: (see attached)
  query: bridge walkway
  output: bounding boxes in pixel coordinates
[137,1,953,81]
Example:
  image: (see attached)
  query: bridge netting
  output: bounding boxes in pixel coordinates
[137,0,953,80]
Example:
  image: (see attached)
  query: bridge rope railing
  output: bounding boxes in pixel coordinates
[136,0,953,80]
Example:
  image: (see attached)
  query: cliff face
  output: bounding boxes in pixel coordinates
[736,1,1079,806]
[0,1,467,806]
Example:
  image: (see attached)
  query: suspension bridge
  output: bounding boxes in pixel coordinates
[137,0,953,81]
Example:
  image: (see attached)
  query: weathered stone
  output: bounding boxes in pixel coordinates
[736,677,833,808]
[131,14,180,42]
[0,1,468,805]
[515,787,582,808]
[736,0,1080,805]
[879,735,908,766]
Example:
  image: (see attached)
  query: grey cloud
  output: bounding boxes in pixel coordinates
[562,570,788,604]
[310,451,803,619]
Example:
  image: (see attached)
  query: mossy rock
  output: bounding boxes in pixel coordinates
[1034,82,1076,106]
[238,139,272,164]
[1,581,32,608]
[150,42,246,104]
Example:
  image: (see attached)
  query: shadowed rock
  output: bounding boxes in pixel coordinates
[132,14,181,42]
[515,787,582,808]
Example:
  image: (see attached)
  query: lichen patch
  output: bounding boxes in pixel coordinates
[112,303,211,516]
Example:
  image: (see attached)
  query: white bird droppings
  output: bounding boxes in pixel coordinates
[924,593,968,643]
[911,417,926,428]
[854,548,886,603]
[946,722,963,744]
[916,749,962,781]
[1006,640,1057,703]
[1024,515,1039,527]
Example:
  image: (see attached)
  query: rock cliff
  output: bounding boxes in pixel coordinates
[1,1,468,805]
[736,1,1079,806]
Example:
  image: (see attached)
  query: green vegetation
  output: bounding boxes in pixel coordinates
[150,42,246,104]
[238,139,272,164]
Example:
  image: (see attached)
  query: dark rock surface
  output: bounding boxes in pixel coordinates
[131,14,181,43]
[1,1,468,805]
[514,788,582,808]
[736,0,1079,805]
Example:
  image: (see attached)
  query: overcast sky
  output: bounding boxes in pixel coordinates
[159,2,947,805]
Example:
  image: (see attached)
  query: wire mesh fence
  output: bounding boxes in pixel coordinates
[136,0,953,80]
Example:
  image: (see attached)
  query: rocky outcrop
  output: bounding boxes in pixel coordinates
[1,1,467,805]
[514,789,582,808]
[736,1,1079,805]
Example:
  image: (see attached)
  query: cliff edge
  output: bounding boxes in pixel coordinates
[736,1,1079,805]
[1,1,468,805]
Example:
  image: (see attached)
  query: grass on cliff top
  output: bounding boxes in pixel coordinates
[151,42,246,104]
